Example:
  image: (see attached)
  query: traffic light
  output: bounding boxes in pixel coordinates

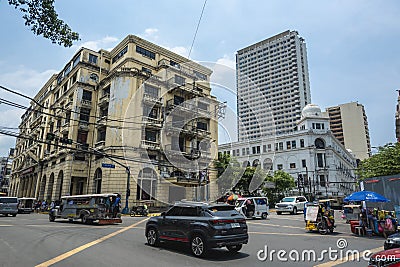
[59,138,73,144]
[46,133,56,141]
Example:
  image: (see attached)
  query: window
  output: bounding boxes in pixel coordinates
[252,147,256,154]
[319,175,326,187]
[181,207,199,217]
[194,70,207,81]
[312,123,315,129]
[300,139,305,148]
[286,141,291,149]
[317,153,324,168]
[302,159,306,168]
[242,148,245,155]
[145,130,157,142]
[88,54,98,64]
[102,86,110,96]
[263,145,267,153]
[97,129,106,142]
[315,138,325,149]
[79,108,90,122]
[268,144,272,152]
[112,46,128,63]
[279,142,283,151]
[170,60,180,69]
[173,95,184,105]
[316,123,321,129]
[144,84,159,99]
[321,123,325,129]
[77,130,88,144]
[197,121,208,131]
[136,46,155,59]
[277,164,283,170]
[143,105,158,118]
[166,206,182,216]
[73,55,80,68]
[64,65,71,76]
[198,102,209,111]
[290,163,296,169]
[142,67,152,75]
[292,140,296,149]
[275,143,279,151]
[174,75,185,85]
[257,146,260,154]
[82,90,92,101]
[246,148,250,155]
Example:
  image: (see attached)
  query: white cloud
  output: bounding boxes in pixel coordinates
[73,36,120,52]
[215,54,236,70]
[0,67,57,98]
[169,46,189,57]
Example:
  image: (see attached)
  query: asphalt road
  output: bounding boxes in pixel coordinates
[0,211,385,267]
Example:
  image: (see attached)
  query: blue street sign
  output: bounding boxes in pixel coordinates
[102,163,115,169]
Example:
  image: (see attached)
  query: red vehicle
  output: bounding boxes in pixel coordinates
[368,248,400,267]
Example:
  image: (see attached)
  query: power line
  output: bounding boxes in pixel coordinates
[0,85,44,108]
[188,0,207,59]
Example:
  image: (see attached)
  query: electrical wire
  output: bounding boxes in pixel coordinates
[188,0,207,59]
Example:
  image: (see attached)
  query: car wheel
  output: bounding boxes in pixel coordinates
[4,214,8,217]
[191,234,207,257]
[49,214,55,222]
[81,215,89,224]
[261,213,268,219]
[11,214,17,217]
[291,207,297,215]
[146,227,159,247]
[227,244,242,253]
[276,211,282,215]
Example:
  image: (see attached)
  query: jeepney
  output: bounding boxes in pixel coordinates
[49,193,122,224]
[18,197,36,213]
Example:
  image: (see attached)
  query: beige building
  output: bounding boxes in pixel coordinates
[9,35,219,208]
[325,102,371,160]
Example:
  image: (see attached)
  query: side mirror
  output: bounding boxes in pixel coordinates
[161,212,166,218]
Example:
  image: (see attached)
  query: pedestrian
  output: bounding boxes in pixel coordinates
[112,194,121,218]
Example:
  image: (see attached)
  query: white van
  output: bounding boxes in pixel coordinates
[235,197,269,219]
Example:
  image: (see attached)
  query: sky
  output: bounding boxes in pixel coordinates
[0,0,399,157]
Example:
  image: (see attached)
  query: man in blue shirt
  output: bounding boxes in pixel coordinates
[112,194,121,218]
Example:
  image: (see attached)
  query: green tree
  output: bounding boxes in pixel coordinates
[214,153,243,196]
[8,0,79,47]
[262,170,296,206]
[357,143,400,179]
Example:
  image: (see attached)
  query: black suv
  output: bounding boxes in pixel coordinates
[145,201,248,257]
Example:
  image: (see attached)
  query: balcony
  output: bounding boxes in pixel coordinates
[157,59,197,80]
[78,121,89,130]
[30,115,43,129]
[81,99,92,108]
[163,144,200,159]
[143,93,162,106]
[98,94,110,106]
[96,116,107,126]
[142,116,162,128]
[140,140,160,150]
[166,99,196,114]
[95,140,105,149]
[164,121,196,137]
[61,122,70,133]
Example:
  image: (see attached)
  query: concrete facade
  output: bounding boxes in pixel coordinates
[236,30,311,141]
[9,35,219,207]
[325,102,371,160]
[219,104,357,198]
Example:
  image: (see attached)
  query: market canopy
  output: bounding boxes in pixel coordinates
[344,190,390,203]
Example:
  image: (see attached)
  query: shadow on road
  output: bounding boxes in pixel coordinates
[145,241,250,261]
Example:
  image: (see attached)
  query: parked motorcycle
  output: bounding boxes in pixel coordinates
[130,205,149,217]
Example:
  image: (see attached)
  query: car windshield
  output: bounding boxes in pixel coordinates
[207,205,240,217]
[0,198,18,203]
[235,200,245,207]
[282,197,295,202]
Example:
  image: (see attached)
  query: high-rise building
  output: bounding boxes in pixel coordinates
[396,90,400,142]
[325,102,371,160]
[10,35,219,205]
[236,30,311,141]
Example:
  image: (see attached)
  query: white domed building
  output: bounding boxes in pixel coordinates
[219,104,357,200]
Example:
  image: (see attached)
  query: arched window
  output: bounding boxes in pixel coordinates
[46,173,54,201]
[137,168,157,200]
[57,171,64,199]
[263,158,273,171]
[39,175,46,200]
[94,168,102,194]
[242,161,250,168]
[252,159,260,167]
[315,138,325,149]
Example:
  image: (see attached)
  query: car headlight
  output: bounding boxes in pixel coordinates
[275,205,278,209]
[392,237,400,243]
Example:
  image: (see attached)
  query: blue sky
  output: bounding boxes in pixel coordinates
[0,0,399,156]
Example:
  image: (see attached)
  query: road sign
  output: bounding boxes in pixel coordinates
[102,163,115,169]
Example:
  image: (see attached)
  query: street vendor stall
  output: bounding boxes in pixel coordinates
[344,191,397,237]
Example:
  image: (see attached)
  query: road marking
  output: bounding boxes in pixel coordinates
[0,224,12,227]
[247,221,304,230]
[248,231,362,239]
[35,218,148,267]
[313,246,383,267]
